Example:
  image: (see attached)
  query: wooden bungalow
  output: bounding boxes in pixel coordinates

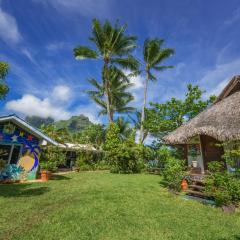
[163,75,240,174]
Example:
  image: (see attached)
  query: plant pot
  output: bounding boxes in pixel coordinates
[181,179,188,191]
[192,160,198,168]
[41,170,51,181]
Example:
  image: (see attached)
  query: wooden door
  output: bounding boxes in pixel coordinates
[200,135,225,170]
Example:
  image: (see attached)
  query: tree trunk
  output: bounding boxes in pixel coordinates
[103,62,113,123]
[139,71,149,143]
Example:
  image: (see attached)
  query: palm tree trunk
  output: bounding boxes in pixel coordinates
[103,62,113,123]
[139,71,149,143]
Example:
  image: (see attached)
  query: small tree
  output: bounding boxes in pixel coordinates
[162,157,186,192]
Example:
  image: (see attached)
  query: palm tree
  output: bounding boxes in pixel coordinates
[86,66,135,119]
[115,117,133,139]
[139,38,174,143]
[0,62,9,100]
[73,19,139,123]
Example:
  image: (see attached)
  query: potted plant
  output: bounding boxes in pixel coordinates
[40,161,56,181]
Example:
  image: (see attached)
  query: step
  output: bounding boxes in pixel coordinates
[186,190,209,198]
[189,185,205,191]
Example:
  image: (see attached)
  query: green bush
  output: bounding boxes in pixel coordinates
[40,146,66,172]
[103,123,146,173]
[162,157,186,192]
[75,150,105,171]
[40,161,58,172]
[205,161,240,206]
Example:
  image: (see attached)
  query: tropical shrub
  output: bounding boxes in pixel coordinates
[40,146,66,172]
[104,123,146,173]
[162,157,186,192]
[204,161,240,207]
[40,161,58,172]
[75,150,105,171]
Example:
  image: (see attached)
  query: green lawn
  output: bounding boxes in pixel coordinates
[0,172,240,240]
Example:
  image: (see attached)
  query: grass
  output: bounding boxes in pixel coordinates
[0,172,240,240]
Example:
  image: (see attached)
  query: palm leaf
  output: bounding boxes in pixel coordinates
[73,46,98,60]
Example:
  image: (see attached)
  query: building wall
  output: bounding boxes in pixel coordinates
[0,122,41,180]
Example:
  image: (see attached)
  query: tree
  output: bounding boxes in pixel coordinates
[86,66,135,119]
[139,38,174,143]
[115,117,133,140]
[73,19,139,123]
[144,84,216,141]
[0,62,9,99]
[40,124,72,144]
[73,124,106,147]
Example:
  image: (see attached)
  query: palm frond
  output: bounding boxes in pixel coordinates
[111,55,139,71]
[152,65,174,71]
[73,46,98,60]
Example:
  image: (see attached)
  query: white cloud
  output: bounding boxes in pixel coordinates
[46,41,71,52]
[223,7,240,27]
[5,85,73,120]
[0,4,22,44]
[73,104,101,124]
[124,70,144,107]
[34,0,111,17]
[6,94,71,120]
[52,85,71,102]
[5,84,101,123]
[21,48,36,64]
[199,58,240,97]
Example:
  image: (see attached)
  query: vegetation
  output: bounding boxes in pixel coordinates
[144,84,216,141]
[103,123,147,173]
[1,172,240,240]
[55,115,92,133]
[74,19,139,123]
[40,146,66,172]
[0,61,9,99]
[74,124,106,148]
[162,157,186,192]
[139,39,174,143]
[86,66,135,119]
[75,150,106,171]
[205,161,240,207]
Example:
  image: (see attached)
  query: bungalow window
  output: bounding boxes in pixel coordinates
[0,144,22,165]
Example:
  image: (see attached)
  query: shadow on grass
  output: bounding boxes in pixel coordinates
[50,174,71,181]
[218,236,240,240]
[0,184,49,198]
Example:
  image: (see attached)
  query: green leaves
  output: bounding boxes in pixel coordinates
[0,61,9,100]
[73,46,98,60]
[86,66,135,118]
[111,55,139,71]
[144,84,216,139]
[143,38,174,80]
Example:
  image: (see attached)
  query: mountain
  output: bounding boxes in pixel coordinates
[55,115,93,133]
[25,115,93,133]
[25,116,54,128]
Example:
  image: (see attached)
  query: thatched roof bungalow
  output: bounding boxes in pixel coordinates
[163,75,240,174]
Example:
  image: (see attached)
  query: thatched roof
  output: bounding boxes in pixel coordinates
[164,76,240,144]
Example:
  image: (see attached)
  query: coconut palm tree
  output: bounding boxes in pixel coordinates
[115,117,133,139]
[0,62,9,100]
[73,19,139,123]
[86,66,135,119]
[139,38,174,143]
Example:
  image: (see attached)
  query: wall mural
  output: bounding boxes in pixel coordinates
[0,122,41,181]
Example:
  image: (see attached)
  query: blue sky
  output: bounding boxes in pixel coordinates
[0,0,240,123]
